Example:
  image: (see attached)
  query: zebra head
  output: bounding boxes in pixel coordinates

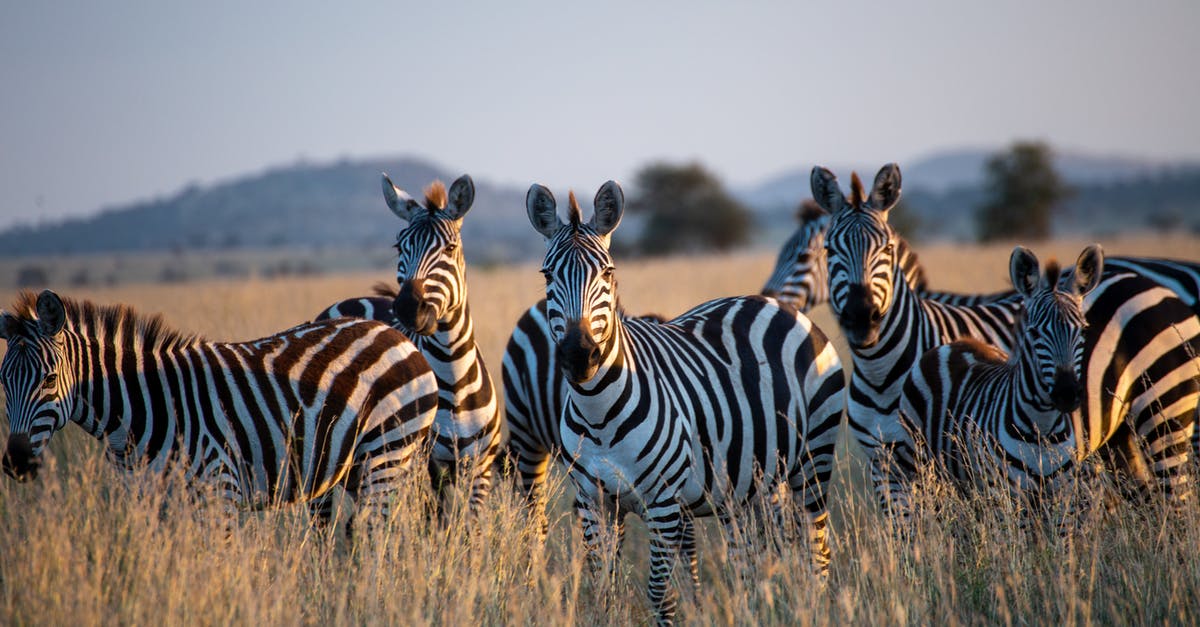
[526,181,624,384]
[760,199,830,312]
[812,163,903,348]
[382,173,476,335]
[1010,245,1103,414]
[0,290,75,481]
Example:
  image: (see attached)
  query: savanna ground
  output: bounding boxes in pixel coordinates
[1,234,1199,625]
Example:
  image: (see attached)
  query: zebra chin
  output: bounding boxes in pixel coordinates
[1049,371,1083,413]
[843,325,880,349]
[558,324,601,384]
[2,433,41,482]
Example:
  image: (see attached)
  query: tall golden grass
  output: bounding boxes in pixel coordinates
[1,233,1198,624]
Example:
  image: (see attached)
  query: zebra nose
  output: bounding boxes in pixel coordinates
[2,433,40,481]
[1050,369,1082,413]
[558,320,601,383]
[393,279,437,334]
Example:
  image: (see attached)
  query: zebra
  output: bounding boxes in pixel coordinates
[525,180,845,625]
[814,163,1200,511]
[760,199,1013,309]
[0,289,438,532]
[892,245,1102,528]
[316,174,503,520]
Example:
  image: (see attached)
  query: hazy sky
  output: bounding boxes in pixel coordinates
[1,1,1197,228]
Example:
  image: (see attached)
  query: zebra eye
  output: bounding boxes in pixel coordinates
[445,241,459,253]
[541,269,553,285]
[602,267,614,280]
[42,373,57,390]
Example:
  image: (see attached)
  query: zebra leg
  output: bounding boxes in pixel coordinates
[307,493,339,531]
[788,458,832,578]
[575,490,623,579]
[428,455,455,525]
[644,499,684,626]
[680,514,700,597]
[519,449,554,540]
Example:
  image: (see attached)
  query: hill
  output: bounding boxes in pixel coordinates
[0,157,532,263]
[742,150,1200,242]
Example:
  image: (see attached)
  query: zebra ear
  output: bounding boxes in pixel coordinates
[526,184,562,239]
[0,312,19,341]
[590,180,624,237]
[1069,244,1104,296]
[810,167,847,214]
[870,163,902,213]
[381,173,420,221]
[35,290,66,337]
[445,174,475,220]
[1009,246,1040,298]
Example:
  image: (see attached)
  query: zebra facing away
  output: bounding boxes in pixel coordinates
[814,163,1200,510]
[526,181,845,625]
[892,246,1102,527]
[316,174,503,520]
[0,290,439,531]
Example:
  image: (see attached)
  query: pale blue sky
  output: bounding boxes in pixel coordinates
[1,1,1197,227]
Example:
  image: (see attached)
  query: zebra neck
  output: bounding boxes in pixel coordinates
[66,329,188,465]
[411,301,482,379]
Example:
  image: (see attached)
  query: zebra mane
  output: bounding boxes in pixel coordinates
[849,172,866,208]
[797,199,827,223]
[423,180,448,212]
[567,191,583,230]
[952,335,1008,364]
[10,291,201,350]
[1043,260,1061,288]
[371,282,400,299]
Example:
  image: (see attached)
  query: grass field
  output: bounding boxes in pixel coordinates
[1,233,1198,625]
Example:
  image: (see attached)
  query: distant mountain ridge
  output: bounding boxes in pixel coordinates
[0,156,531,262]
[2,148,1197,262]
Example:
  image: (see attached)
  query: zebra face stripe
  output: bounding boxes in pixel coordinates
[825,211,897,347]
[392,212,466,335]
[1,331,73,480]
[542,228,618,384]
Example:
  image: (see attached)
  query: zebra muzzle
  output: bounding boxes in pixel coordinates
[393,279,438,335]
[558,321,601,384]
[1050,370,1083,413]
[2,433,41,481]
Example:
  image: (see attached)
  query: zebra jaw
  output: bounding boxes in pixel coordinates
[2,432,41,481]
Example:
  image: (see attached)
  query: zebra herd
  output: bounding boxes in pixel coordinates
[2,164,1199,625]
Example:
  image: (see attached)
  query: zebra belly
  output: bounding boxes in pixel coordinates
[430,406,498,465]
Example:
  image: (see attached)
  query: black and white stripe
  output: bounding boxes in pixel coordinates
[0,290,438,530]
[815,164,1200,510]
[760,199,1011,310]
[892,246,1101,527]
[526,181,845,625]
[316,174,503,519]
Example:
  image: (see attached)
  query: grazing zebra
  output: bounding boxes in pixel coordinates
[0,290,438,531]
[526,181,845,625]
[316,174,503,520]
[814,163,1200,510]
[892,245,1102,527]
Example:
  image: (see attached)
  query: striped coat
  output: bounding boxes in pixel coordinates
[814,163,1200,509]
[1,290,438,530]
[894,246,1102,527]
[527,181,845,625]
[317,174,503,519]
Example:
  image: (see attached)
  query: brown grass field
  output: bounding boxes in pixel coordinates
[1,233,1199,625]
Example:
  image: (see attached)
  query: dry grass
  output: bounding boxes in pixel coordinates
[1,233,1199,625]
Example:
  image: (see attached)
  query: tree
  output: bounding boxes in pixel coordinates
[975,141,1071,242]
[628,161,752,255]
